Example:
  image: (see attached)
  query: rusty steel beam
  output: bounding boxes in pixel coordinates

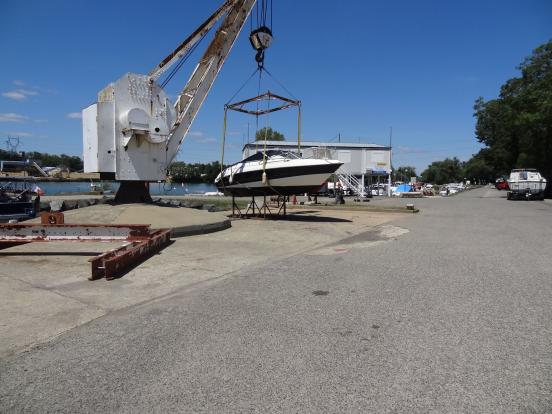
[0,240,29,250]
[89,229,171,280]
[0,223,151,242]
[1,213,172,280]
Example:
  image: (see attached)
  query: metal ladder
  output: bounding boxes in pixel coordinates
[336,169,366,198]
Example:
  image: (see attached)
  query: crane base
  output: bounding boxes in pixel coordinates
[114,181,153,204]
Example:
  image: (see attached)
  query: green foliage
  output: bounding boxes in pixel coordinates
[169,161,224,183]
[421,157,464,184]
[0,148,83,171]
[393,166,417,182]
[473,39,552,183]
[462,150,495,182]
[255,127,285,141]
[421,39,552,188]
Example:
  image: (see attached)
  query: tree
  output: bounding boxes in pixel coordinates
[255,127,285,141]
[421,157,464,184]
[0,148,84,171]
[462,150,495,184]
[473,39,552,192]
[393,166,417,182]
[168,161,224,183]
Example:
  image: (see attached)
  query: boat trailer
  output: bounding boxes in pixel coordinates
[0,212,171,280]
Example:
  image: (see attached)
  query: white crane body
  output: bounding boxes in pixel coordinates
[83,0,256,185]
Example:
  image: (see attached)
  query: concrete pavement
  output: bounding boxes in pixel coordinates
[0,208,401,358]
[1,187,551,412]
[32,201,232,237]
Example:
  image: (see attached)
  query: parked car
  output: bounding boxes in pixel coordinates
[495,178,509,190]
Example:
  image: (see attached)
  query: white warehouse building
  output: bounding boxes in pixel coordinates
[242,141,392,190]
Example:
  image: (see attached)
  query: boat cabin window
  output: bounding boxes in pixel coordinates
[242,150,285,162]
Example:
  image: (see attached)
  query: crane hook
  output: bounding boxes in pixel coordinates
[249,26,272,68]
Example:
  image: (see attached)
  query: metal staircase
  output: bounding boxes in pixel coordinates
[30,161,48,177]
[336,169,366,198]
[310,145,369,198]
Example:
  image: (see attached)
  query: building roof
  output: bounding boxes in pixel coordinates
[242,141,390,151]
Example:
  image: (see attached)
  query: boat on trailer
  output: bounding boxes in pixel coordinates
[0,179,41,222]
[507,169,547,200]
[215,150,342,197]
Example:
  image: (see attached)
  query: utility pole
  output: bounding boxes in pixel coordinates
[338,133,340,143]
[6,136,21,154]
[387,127,392,197]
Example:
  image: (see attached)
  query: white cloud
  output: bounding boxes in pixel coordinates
[33,119,48,123]
[66,112,82,119]
[17,89,39,96]
[199,137,217,144]
[189,131,216,144]
[396,146,428,154]
[2,91,27,101]
[187,130,216,144]
[188,130,204,137]
[0,113,28,122]
[2,88,40,101]
[0,131,32,137]
[13,80,26,86]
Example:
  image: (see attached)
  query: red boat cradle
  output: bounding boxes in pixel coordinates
[0,212,172,280]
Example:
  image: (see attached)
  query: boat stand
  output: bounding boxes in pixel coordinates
[231,195,287,219]
[0,212,171,280]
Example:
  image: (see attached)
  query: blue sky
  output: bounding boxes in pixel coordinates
[1,0,550,173]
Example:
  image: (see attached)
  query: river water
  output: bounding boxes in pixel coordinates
[34,181,218,196]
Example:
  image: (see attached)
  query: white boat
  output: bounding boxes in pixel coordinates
[215,150,343,197]
[507,169,547,200]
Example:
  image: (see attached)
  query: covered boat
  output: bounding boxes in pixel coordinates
[215,150,342,197]
[507,169,547,200]
[0,180,40,222]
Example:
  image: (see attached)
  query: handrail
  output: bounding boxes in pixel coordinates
[336,168,366,198]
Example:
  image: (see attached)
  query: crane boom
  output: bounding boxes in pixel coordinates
[166,0,256,164]
[147,1,235,82]
[82,0,257,201]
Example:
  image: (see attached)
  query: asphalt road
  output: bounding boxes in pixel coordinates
[1,187,551,413]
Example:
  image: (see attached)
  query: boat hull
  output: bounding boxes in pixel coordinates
[216,162,341,196]
[0,199,39,222]
[507,180,546,195]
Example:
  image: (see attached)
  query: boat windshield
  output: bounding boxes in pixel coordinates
[241,150,301,162]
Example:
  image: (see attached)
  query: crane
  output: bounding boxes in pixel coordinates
[82,0,271,202]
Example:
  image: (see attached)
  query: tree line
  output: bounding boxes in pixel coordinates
[417,39,551,188]
[168,161,224,183]
[0,147,224,182]
[0,148,83,171]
